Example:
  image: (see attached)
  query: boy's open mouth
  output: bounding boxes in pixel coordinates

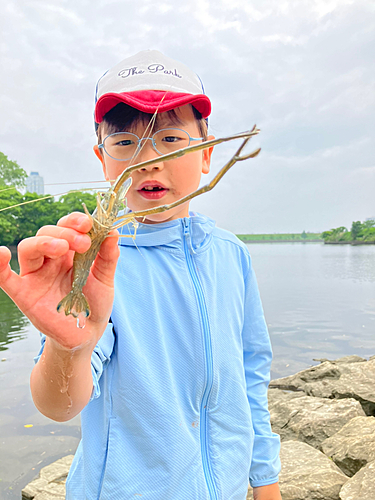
[138,183,168,200]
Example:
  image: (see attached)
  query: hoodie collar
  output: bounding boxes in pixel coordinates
[118,212,215,253]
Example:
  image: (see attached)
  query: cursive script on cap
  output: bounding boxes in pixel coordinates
[118,64,182,79]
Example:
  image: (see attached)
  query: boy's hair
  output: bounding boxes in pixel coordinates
[97,103,208,146]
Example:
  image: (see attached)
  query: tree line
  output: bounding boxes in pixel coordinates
[322,220,375,243]
[0,151,96,247]
[3,151,374,247]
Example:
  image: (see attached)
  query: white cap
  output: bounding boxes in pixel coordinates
[94,50,211,123]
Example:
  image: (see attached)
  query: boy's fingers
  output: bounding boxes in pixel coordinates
[90,230,120,287]
[17,236,70,276]
[57,213,93,233]
[36,226,91,253]
[0,246,22,299]
[0,246,12,272]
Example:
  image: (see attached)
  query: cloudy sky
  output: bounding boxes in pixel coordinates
[1,0,374,233]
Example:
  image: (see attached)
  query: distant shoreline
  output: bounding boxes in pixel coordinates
[239,239,323,244]
[236,234,375,245]
[324,240,375,245]
[236,233,323,243]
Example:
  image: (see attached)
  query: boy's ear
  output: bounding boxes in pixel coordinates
[202,135,215,174]
[93,145,109,180]
[93,145,104,165]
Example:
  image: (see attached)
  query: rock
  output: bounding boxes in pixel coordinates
[339,460,375,499]
[313,356,367,364]
[269,357,375,415]
[246,484,253,499]
[268,388,305,404]
[278,441,348,500]
[21,455,73,500]
[321,416,375,476]
[268,389,365,449]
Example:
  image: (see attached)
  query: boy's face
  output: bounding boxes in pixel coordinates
[94,105,214,224]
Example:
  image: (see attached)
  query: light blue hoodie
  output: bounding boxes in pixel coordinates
[37,213,280,499]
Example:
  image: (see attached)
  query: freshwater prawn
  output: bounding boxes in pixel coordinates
[54,126,261,327]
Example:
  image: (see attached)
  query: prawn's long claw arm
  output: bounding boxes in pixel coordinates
[111,126,260,196]
[114,135,261,223]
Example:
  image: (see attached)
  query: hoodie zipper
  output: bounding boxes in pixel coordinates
[183,218,217,500]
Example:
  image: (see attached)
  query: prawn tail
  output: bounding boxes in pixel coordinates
[57,289,90,319]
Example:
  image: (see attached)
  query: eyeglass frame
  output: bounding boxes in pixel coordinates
[98,127,204,161]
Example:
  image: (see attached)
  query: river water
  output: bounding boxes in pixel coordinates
[1,243,374,498]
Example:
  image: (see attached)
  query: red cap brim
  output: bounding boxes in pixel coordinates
[95,90,211,123]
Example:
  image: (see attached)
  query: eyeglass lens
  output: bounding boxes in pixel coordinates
[103,129,192,160]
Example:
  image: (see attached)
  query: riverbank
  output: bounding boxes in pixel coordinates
[237,233,322,243]
[22,355,375,500]
[236,234,375,245]
[324,240,375,245]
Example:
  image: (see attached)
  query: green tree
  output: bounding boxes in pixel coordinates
[321,227,348,243]
[0,188,103,246]
[321,230,332,240]
[351,221,363,241]
[364,219,375,229]
[301,230,307,239]
[0,187,23,246]
[13,191,98,244]
[14,193,61,243]
[58,191,97,217]
[0,152,28,189]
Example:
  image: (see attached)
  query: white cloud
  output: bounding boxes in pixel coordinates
[0,0,374,232]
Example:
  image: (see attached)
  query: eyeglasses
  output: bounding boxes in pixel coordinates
[98,128,204,161]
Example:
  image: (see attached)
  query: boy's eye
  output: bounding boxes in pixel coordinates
[162,135,180,143]
[116,139,134,147]
[105,133,138,149]
[154,129,190,153]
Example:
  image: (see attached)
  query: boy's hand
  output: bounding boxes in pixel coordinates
[0,212,120,351]
[253,482,282,500]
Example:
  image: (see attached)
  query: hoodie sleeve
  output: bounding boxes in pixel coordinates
[34,322,116,402]
[89,321,116,400]
[242,256,281,488]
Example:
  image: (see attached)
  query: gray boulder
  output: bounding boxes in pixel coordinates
[246,485,253,499]
[22,455,73,500]
[269,357,375,415]
[312,356,367,364]
[268,388,305,404]
[268,389,365,449]
[278,441,348,500]
[339,460,375,500]
[321,416,375,476]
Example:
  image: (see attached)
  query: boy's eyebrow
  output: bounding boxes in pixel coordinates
[154,113,183,129]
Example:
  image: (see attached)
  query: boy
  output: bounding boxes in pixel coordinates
[0,50,281,499]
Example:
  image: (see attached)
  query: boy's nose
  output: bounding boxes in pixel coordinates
[136,140,164,171]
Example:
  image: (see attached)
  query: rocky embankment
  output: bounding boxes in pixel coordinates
[262,355,375,500]
[22,355,375,500]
